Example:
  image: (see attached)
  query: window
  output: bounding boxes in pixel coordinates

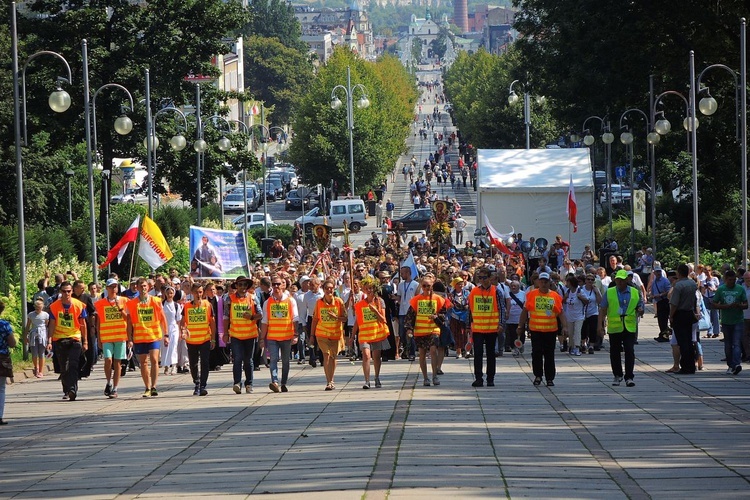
[348,204,364,214]
[332,206,346,215]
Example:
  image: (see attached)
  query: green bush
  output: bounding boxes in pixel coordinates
[248,224,294,249]
[25,225,78,261]
[153,205,194,240]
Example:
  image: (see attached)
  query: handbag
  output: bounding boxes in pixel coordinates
[0,353,13,378]
[697,296,711,331]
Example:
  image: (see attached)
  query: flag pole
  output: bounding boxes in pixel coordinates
[128,236,141,283]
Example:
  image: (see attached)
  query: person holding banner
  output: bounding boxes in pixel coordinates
[352,276,389,389]
[223,276,261,394]
[126,278,167,398]
[260,275,299,393]
[311,279,347,390]
[181,283,216,396]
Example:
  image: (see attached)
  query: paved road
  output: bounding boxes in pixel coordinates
[2,314,749,499]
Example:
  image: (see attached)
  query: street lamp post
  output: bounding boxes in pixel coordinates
[331,66,370,196]
[508,80,545,150]
[693,19,748,267]
[228,119,252,235]
[618,108,651,260]
[192,112,232,226]
[12,1,72,359]
[84,38,135,282]
[66,168,75,224]
[582,115,615,238]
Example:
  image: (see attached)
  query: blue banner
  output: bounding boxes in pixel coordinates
[189,226,250,279]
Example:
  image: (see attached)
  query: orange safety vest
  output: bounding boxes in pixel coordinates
[126,296,165,343]
[469,286,501,333]
[314,296,345,340]
[94,296,128,343]
[49,299,86,341]
[525,289,562,332]
[227,293,259,340]
[264,295,295,341]
[183,299,213,344]
[409,294,449,337]
[355,298,387,343]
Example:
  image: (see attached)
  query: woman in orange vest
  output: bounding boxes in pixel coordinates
[181,283,216,396]
[352,276,389,389]
[260,275,299,393]
[223,276,261,394]
[518,272,567,387]
[311,279,347,390]
[94,278,129,399]
[47,281,88,401]
[404,274,451,387]
[126,278,167,398]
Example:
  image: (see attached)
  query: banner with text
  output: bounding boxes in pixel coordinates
[189,226,250,279]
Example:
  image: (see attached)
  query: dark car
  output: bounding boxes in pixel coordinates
[284,188,315,211]
[261,177,284,201]
[391,208,455,232]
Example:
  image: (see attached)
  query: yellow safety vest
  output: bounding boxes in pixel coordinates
[184,300,213,344]
[95,296,128,343]
[264,296,295,341]
[469,286,500,333]
[227,293,259,340]
[606,286,639,333]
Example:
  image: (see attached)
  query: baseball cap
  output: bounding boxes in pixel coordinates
[171,277,181,285]
[105,278,119,287]
[615,270,629,280]
[653,265,662,272]
[299,275,311,284]
[538,272,550,280]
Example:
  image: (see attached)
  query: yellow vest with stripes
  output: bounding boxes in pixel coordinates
[264,296,295,341]
[355,299,387,343]
[95,296,128,343]
[469,286,500,333]
[315,297,345,340]
[127,296,164,343]
[184,300,213,344]
[227,293,259,340]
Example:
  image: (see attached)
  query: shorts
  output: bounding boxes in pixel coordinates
[103,341,127,360]
[318,337,345,358]
[415,334,439,350]
[133,341,160,355]
[29,343,45,359]
[360,338,391,352]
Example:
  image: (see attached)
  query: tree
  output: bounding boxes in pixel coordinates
[243,36,314,125]
[242,0,307,54]
[289,48,416,194]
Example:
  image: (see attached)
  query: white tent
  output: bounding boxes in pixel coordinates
[477,148,595,254]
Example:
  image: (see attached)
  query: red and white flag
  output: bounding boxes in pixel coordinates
[483,212,513,255]
[567,174,578,233]
[99,216,140,269]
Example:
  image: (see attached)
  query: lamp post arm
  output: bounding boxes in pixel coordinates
[582,115,605,135]
[21,51,73,146]
[91,83,135,159]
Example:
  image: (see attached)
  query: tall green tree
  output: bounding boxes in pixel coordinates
[243,0,307,53]
[289,48,416,194]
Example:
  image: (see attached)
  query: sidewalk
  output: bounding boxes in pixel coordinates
[1,313,749,499]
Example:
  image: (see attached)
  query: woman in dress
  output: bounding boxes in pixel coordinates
[563,274,586,356]
[351,276,389,389]
[25,298,49,378]
[449,277,469,358]
[311,279,347,390]
[160,286,182,375]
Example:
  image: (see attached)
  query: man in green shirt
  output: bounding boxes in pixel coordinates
[713,270,746,375]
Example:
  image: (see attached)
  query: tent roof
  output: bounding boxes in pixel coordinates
[478,148,594,192]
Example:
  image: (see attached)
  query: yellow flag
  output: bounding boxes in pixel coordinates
[138,216,173,269]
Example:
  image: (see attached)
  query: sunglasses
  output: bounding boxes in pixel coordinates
[272,283,283,287]
[60,289,73,294]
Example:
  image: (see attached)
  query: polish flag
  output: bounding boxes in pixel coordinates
[567,174,578,233]
[483,212,513,255]
[250,104,260,116]
[99,216,140,269]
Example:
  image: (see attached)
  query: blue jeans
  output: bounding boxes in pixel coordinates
[399,315,415,358]
[721,323,743,368]
[296,324,306,361]
[267,339,291,385]
[0,376,6,419]
[710,308,720,335]
[230,337,256,386]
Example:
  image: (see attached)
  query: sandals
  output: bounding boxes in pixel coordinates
[665,367,679,373]
[325,383,333,391]
[533,377,542,386]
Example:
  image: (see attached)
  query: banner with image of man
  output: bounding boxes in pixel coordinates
[189,226,251,279]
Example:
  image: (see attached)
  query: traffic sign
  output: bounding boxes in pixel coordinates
[615,166,626,179]
[297,186,310,198]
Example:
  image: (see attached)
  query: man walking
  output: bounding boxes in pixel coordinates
[397,266,419,361]
[224,276,262,394]
[94,278,129,398]
[599,270,643,387]
[650,266,671,342]
[260,275,299,392]
[404,274,450,386]
[126,278,167,397]
[181,283,216,396]
[669,264,698,375]
[713,270,746,375]
[47,282,88,401]
[467,267,506,387]
[454,214,467,245]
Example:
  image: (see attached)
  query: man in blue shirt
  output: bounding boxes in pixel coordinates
[650,267,672,342]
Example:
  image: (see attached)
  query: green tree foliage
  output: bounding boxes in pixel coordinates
[243,36,314,125]
[289,48,417,195]
[511,0,746,252]
[243,0,307,53]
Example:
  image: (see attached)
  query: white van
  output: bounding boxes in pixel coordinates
[295,198,368,232]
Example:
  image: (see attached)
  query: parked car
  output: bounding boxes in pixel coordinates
[231,213,273,227]
[111,186,157,205]
[262,177,285,201]
[294,199,368,232]
[599,184,632,205]
[284,189,315,211]
[391,208,455,232]
[239,220,277,231]
[268,169,298,191]
[222,187,260,213]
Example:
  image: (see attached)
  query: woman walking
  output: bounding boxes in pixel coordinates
[449,277,469,358]
[25,298,49,378]
[181,283,216,396]
[0,300,17,424]
[161,286,182,375]
[311,279,347,390]
[352,276,389,389]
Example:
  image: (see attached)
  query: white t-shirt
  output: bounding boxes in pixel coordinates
[507,290,525,324]
[454,218,467,231]
[564,286,586,322]
[398,279,419,316]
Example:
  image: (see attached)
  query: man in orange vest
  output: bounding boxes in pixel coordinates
[467,267,507,387]
[518,272,567,386]
[223,276,262,394]
[94,278,128,398]
[260,275,299,393]
[126,277,167,398]
[181,283,216,396]
[404,274,451,387]
[47,281,88,401]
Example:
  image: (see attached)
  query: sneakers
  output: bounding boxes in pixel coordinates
[269,382,280,393]
[193,385,200,396]
[62,393,69,400]
[143,389,152,398]
[280,385,288,393]
[512,348,520,357]
[199,387,208,396]
[471,380,483,387]
[432,376,440,386]
[104,382,112,397]
[546,380,555,387]
[572,347,581,356]
[245,385,253,394]
[533,377,542,386]
[67,390,77,401]
[150,387,158,397]
[374,377,382,388]
[423,378,431,386]
[733,365,743,375]
[232,383,241,394]
[363,382,371,389]
[109,390,118,399]
[588,347,594,354]
[625,379,635,387]
[612,376,623,386]
[725,367,734,375]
